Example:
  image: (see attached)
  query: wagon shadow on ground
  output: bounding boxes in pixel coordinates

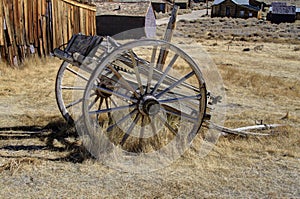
[0,119,93,163]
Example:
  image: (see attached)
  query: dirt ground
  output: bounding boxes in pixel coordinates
[0,16,299,197]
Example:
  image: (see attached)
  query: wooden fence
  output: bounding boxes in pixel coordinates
[0,0,96,66]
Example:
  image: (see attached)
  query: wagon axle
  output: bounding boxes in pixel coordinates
[95,83,113,98]
[138,95,161,116]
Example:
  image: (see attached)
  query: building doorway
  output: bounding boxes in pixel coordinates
[226,6,231,17]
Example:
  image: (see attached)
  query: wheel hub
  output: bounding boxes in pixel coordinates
[139,95,160,116]
[96,77,115,98]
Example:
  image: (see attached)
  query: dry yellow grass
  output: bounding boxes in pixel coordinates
[0,30,299,197]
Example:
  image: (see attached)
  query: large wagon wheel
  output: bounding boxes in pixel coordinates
[56,61,82,124]
[80,39,207,172]
[55,45,106,125]
[55,35,104,125]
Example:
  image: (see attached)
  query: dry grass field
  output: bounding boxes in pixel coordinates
[0,17,299,197]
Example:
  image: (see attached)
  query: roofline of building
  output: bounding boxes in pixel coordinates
[213,0,249,6]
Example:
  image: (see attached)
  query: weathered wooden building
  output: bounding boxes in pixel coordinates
[211,0,260,18]
[0,0,96,66]
[267,2,296,23]
[95,1,156,39]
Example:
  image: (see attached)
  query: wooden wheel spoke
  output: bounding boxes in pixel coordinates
[88,96,100,110]
[61,86,85,90]
[129,50,144,95]
[120,113,141,146]
[146,46,157,94]
[66,98,83,109]
[146,115,157,136]
[156,114,177,136]
[93,85,138,103]
[69,93,96,109]
[96,97,105,120]
[107,109,138,133]
[66,66,89,81]
[139,115,146,139]
[152,54,178,95]
[109,97,118,107]
[105,97,111,118]
[89,104,135,115]
[155,71,195,99]
[107,64,140,99]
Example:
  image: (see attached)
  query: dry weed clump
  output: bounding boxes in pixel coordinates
[0,158,40,175]
[0,56,62,126]
[220,66,300,99]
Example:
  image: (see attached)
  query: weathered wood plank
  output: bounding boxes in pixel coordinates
[3,0,18,66]
[23,0,29,45]
[45,1,51,54]
[37,0,42,40]
[62,2,68,45]
[28,0,34,44]
[67,4,72,40]
[79,7,84,34]
[74,6,79,34]
[41,0,49,56]
[85,9,89,35]
[0,1,4,46]
[3,0,13,45]
[92,10,96,35]
[56,0,63,48]
[13,0,20,45]
[38,0,44,56]
[33,0,39,47]
[18,0,25,45]
[61,0,96,11]
[51,0,56,49]
[88,10,92,35]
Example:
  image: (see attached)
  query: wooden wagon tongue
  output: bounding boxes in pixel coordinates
[157,5,179,70]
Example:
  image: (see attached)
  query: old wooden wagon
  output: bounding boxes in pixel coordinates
[53,7,225,171]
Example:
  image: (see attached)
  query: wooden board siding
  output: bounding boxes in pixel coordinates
[0,2,4,46]
[212,0,237,17]
[0,0,96,67]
